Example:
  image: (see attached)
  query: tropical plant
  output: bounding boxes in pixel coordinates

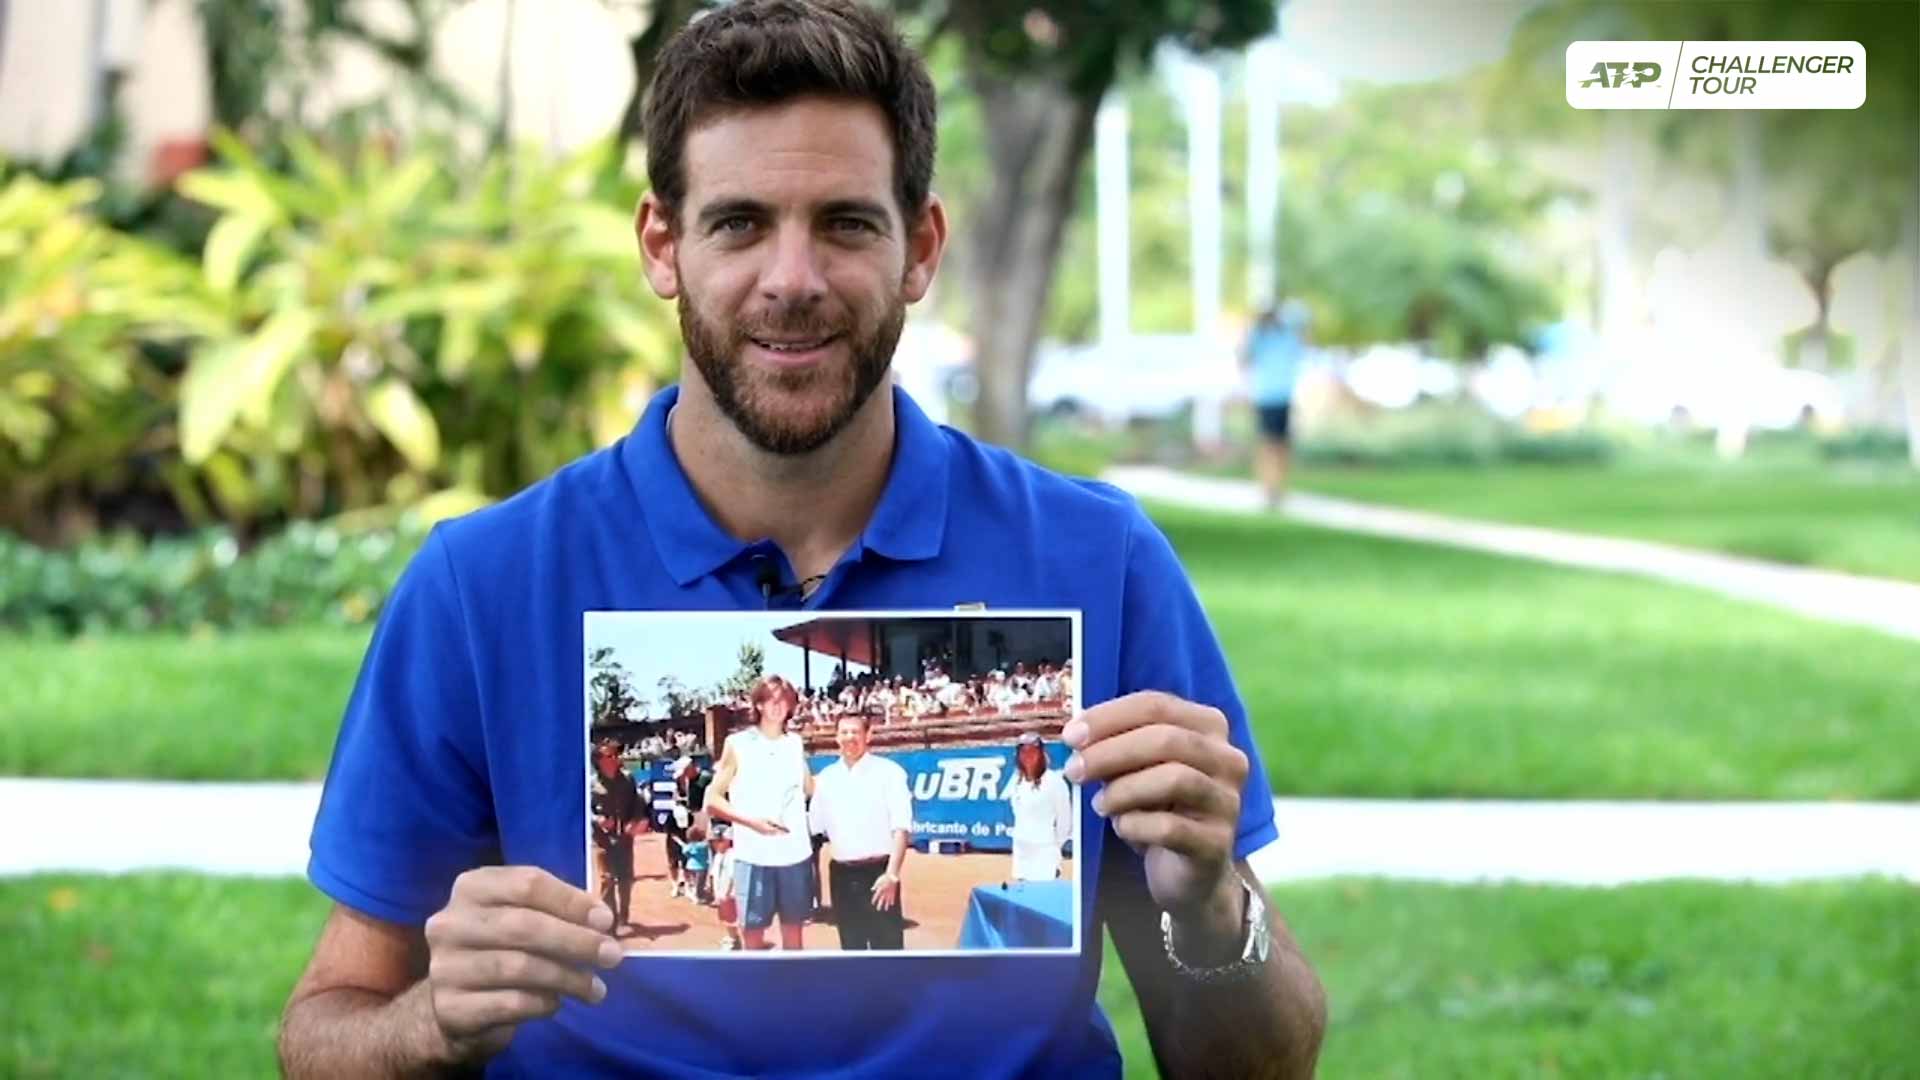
[173,132,680,527]
[0,173,222,540]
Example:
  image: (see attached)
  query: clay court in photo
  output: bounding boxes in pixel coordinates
[592,832,1077,954]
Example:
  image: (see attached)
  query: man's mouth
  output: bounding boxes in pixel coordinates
[749,334,840,353]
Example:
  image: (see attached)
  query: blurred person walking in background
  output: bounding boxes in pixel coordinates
[1242,299,1311,510]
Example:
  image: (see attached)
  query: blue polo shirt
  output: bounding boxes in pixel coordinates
[309,384,1278,1078]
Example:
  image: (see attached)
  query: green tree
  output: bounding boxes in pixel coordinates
[714,639,767,699]
[1036,67,1200,342]
[655,675,708,720]
[589,646,645,727]
[1272,78,1566,357]
[604,0,711,141]
[196,0,483,140]
[895,0,1281,448]
[195,0,709,148]
[1495,1,1919,455]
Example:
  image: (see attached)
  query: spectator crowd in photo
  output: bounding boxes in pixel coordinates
[587,653,1074,775]
[787,658,1075,733]
[603,728,709,769]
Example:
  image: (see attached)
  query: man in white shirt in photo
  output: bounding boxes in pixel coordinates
[809,713,913,950]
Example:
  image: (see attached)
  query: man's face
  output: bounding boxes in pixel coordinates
[637,96,945,455]
[835,716,871,760]
[595,752,620,777]
[762,695,793,728]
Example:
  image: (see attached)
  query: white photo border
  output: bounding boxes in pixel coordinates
[580,607,1085,959]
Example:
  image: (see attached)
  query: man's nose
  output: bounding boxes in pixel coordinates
[760,223,828,307]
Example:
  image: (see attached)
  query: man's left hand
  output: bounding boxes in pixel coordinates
[1064,691,1249,929]
[870,873,900,911]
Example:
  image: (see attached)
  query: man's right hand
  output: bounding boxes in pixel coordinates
[420,866,623,1064]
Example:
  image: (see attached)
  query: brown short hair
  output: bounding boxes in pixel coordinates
[643,0,937,224]
[749,674,800,716]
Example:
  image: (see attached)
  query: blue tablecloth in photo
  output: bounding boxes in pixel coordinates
[957,881,1074,949]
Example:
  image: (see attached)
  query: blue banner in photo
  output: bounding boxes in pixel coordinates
[807,742,1070,853]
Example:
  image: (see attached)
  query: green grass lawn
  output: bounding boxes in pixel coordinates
[1100,876,1920,1079]
[1295,459,1920,583]
[1161,503,1920,800]
[1,875,327,1080]
[5,507,1918,797]
[5,874,1913,1078]
[0,628,365,780]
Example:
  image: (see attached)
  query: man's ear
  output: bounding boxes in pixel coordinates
[636,193,681,299]
[900,193,949,304]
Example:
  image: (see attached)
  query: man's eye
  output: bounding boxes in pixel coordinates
[831,217,877,234]
[715,217,754,234]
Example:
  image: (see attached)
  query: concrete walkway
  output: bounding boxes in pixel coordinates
[5,780,1914,886]
[1104,465,1920,642]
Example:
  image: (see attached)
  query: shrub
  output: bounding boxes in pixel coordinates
[1026,424,1120,478]
[0,521,424,636]
[1819,428,1910,464]
[1297,401,1616,468]
[0,173,222,539]
[172,132,680,526]
[3,134,682,542]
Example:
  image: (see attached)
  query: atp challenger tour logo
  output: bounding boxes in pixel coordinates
[1579,60,1662,90]
[1567,41,1864,110]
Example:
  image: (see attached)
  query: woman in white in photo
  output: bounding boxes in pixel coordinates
[1006,731,1073,882]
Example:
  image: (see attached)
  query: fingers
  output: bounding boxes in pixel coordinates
[1109,810,1236,861]
[432,987,562,1034]
[1068,722,1249,791]
[452,866,610,931]
[428,902,623,971]
[431,949,607,1006]
[425,866,622,1060]
[1090,761,1240,823]
[1065,691,1228,749]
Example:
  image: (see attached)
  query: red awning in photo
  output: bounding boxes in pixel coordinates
[771,617,879,668]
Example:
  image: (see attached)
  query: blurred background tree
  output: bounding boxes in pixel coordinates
[1494,0,1919,457]
[894,0,1280,447]
[1,0,1915,561]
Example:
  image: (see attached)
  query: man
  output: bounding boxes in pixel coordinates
[278,2,1324,1076]
[703,675,815,951]
[588,739,643,933]
[808,712,912,950]
[1240,299,1312,511]
[935,672,967,716]
[656,756,696,899]
[989,668,1019,717]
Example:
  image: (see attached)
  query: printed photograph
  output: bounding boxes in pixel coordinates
[584,610,1083,956]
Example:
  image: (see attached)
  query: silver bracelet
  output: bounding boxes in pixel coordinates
[1160,873,1271,983]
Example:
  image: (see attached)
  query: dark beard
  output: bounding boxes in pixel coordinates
[678,290,904,456]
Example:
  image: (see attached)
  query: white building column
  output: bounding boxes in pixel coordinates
[1095,95,1132,346]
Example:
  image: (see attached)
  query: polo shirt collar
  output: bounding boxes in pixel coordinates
[624,382,950,587]
[859,383,950,563]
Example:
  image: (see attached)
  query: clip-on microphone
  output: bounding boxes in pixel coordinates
[753,554,783,607]
[751,553,825,607]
